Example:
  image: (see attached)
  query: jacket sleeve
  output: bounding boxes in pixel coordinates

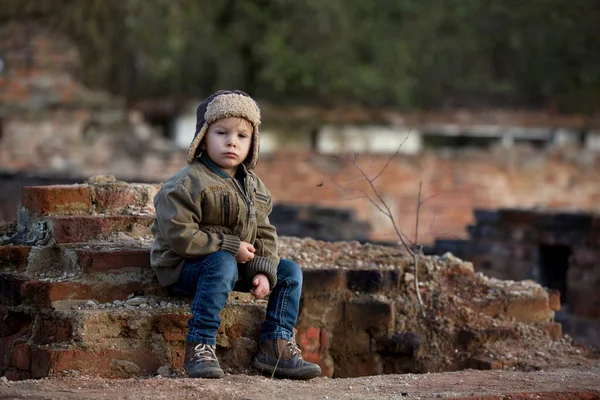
[154,181,240,258]
[244,186,280,288]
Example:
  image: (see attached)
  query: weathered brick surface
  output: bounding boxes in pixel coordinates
[91,183,159,215]
[76,249,151,273]
[21,186,92,216]
[51,215,153,243]
[302,269,346,299]
[0,273,29,306]
[536,322,562,341]
[505,295,553,323]
[346,269,400,294]
[345,300,395,334]
[20,280,165,308]
[0,246,32,273]
[31,347,162,379]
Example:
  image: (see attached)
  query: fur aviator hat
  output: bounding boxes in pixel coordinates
[186,89,261,169]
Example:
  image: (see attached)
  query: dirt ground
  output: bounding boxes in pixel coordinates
[1,363,599,400]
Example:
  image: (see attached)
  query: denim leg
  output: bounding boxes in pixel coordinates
[259,259,303,342]
[170,252,238,345]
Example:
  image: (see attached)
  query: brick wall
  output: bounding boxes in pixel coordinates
[451,209,600,348]
[0,181,564,380]
[2,148,600,247]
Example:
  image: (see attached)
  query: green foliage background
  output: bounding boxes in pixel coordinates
[2,0,599,112]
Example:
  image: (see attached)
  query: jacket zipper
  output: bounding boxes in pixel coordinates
[223,195,230,226]
[232,178,255,241]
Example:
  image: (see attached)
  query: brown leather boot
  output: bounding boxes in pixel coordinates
[251,339,321,380]
[184,342,224,379]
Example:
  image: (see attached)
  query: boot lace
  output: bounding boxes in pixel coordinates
[192,344,218,364]
[286,340,302,358]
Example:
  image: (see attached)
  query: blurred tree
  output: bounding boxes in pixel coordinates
[1,0,598,112]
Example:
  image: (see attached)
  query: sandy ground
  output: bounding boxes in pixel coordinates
[1,364,599,400]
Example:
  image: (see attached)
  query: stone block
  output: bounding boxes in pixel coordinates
[505,295,553,323]
[155,312,190,342]
[31,312,74,345]
[76,249,151,273]
[50,215,153,243]
[299,298,342,326]
[302,269,346,299]
[21,185,93,216]
[217,303,265,348]
[346,269,399,294]
[345,300,395,334]
[0,245,32,273]
[91,183,159,215]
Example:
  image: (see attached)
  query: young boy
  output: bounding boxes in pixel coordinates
[150,90,321,380]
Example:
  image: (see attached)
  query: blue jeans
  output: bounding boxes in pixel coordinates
[169,252,302,345]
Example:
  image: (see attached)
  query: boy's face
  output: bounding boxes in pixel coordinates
[203,117,253,176]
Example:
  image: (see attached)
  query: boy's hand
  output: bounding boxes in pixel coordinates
[236,241,255,263]
[250,273,270,299]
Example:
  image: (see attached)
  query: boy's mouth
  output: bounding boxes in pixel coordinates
[223,152,238,158]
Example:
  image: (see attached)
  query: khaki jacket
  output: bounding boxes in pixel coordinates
[150,153,279,288]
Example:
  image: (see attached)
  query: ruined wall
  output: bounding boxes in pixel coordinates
[448,209,600,348]
[2,148,600,247]
[0,181,572,380]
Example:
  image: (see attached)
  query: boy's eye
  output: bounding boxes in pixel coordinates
[238,133,249,139]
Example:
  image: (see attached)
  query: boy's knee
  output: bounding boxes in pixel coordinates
[208,252,238,282]
[278,259,302,285]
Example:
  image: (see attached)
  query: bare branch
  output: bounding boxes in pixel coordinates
[371,133,411,183]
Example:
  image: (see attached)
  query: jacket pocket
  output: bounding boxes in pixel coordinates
[254,191,270,212]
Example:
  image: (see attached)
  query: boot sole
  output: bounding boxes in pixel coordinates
[251,358,321,380]
[185,367,224,379]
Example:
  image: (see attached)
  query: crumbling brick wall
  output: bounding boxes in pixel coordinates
[0,179,569,380]
[454,209,600,348]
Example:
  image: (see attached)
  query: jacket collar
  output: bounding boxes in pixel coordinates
[197,152,248,180]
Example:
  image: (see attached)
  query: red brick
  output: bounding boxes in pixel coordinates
[0,245,32,272]
[31,346,161,378]
[77,249,151,273]
[91,184,159,214]
[20,280,166,307]
[21,185,92,215]
[547,289,561,311]
[536,322,562,340]
[51,215,154,243]
[297,326,322,354]
[155,313,190,342]
[11,342,30,370]
[505,295,553,323]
